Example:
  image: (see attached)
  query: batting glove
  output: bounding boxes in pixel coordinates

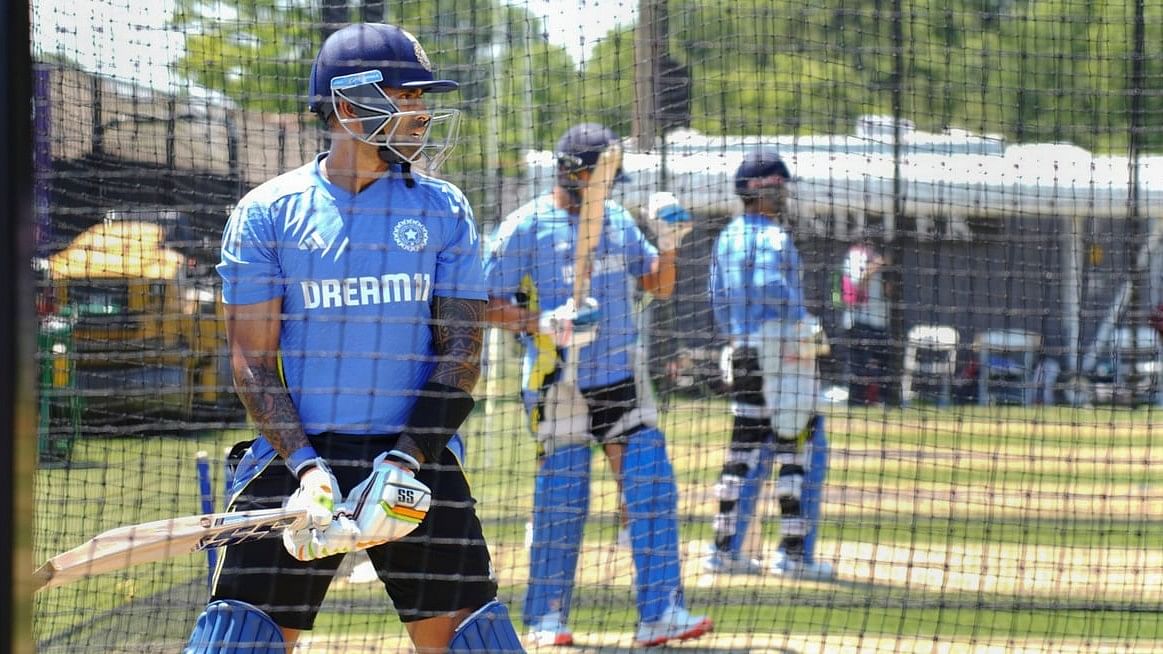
[282,457,350,561]
[719,344,735,387]
[342,451,432,547]
[286,458,340,531]
[538,297,601,349]
[647,191,693,252]
[283,512,361,561]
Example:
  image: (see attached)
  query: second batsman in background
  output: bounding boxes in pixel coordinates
[701,148,836,581]
[484,123,712,648]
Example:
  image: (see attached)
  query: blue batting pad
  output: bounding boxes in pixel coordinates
[622,427,683,623]
[802,415,829,562]
[727,442,775,555]
[184,600,283,653]
[523,444,590,624]
[449,600,525,652]
[226,440,276,501]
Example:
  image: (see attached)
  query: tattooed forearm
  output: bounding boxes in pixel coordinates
[233,361,310,459]
[430,296,485,393]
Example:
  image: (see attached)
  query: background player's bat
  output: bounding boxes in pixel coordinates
[572,143,621,308]
[561,143,621,385]
[34,507,308,592]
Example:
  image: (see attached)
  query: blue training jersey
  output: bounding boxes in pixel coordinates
[217,154,487,434]
[484,194,657,393]
[709,213,807,339]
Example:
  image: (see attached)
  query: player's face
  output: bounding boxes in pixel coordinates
[750,184,791,222]
[381,87,430,158]
[333,80,461,171]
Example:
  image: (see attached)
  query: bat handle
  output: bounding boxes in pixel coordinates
[561,346,580,385]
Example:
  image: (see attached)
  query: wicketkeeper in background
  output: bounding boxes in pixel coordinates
[484,123,712,648]
[701,148,836,580]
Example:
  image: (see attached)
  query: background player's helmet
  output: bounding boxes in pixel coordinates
[734,148,791,199]
[554,123,630,193]
[308,23,461,170]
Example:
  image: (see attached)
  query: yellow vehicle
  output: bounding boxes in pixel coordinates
[45,217,243,427]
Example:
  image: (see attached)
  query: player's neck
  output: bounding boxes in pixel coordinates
[553,186,580,215]
[321,140,390,194]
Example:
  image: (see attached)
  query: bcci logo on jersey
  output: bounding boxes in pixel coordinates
[394,219,428,252]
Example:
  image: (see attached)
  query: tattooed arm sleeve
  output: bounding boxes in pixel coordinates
[224,298,311,462]
[389,296,485,465]
[428,295,486,393]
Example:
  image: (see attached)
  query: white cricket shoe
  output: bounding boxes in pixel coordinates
[770,550,835,581]
[701,547,763,575]
[634,604,713,647]
[526,611,574,648]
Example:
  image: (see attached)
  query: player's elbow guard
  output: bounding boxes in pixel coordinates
[403,382,476,463]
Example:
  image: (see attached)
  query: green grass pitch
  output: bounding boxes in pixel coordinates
[32,398,1163,652]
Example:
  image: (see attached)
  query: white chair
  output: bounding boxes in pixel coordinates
[901,325,958,407]
[974,329,1042,406]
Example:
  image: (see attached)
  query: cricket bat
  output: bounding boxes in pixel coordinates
[572,143,621,307]
[34,507,308,592]
[561,143,621,385]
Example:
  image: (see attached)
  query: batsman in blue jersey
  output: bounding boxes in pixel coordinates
[702,149,836,581]
[184,23,522,654]
[484,123,712,648]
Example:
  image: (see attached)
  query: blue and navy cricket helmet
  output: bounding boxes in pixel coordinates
[308,23,458,120]
[307,23,462,170]
[734,148,791,199]
[554,123,630,187]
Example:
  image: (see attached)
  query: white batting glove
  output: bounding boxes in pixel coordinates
[647,191,693,252]
[282,452,433,562]
[719,344,735,386]
[283,512,361,561]
[538,298,600,349]
[282,458,347,561]
[342,451,432,549]
[286,459,340,531]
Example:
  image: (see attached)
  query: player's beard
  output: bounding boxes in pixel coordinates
[372,115,421,159]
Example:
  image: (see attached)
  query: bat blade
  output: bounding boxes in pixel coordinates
[34,507,307,592]
[573,143,622,306]
[562,143,621,387]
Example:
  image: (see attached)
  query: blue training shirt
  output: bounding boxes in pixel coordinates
[217,154,487,435]
[484,194,657,393]
[709,213,807,339]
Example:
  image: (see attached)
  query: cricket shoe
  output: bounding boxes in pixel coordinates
[701,546,763,575]
[770,550,835,581]
[634,604,713,647]
[526,611,574,648]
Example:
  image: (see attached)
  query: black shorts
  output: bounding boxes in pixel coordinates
[211,435,498,629]
[581,377,639,442]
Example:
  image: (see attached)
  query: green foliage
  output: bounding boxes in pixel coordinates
[170,0,319,113]
[667,0,1163,151]
[169,0,1163,154]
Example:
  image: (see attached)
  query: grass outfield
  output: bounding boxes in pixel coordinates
[32,399,1163,652]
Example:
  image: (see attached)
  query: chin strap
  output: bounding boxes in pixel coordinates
[378,148,417,188]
